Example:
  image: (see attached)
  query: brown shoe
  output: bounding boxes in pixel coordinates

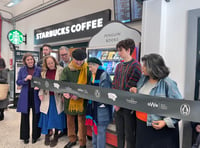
[44,134,51,146]
[50,134,59,147]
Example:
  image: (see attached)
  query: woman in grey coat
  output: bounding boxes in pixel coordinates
[0,58,9,121]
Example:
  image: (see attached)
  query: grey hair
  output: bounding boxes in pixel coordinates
[59,46,69,52]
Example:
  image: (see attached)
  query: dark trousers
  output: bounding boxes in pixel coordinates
[114,108,136,148]
[20,88,41,140]
[20,111,41,140]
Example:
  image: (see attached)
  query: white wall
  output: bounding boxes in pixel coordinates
[142,0,200,96]
[1,21,13,69]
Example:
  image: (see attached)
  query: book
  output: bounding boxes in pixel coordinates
[101,51,109,60]
[107,51,116,60]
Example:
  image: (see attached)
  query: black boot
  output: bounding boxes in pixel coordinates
[0,109,4,121]
[44,134,51,146]
[50,134,59,147]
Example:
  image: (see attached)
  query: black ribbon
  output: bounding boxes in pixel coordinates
[32,77,200,122]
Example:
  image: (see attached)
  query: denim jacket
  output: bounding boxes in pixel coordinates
[137,75,182,128]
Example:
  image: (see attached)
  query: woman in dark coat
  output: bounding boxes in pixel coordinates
[16,53,41,144]
[0,58,9,121]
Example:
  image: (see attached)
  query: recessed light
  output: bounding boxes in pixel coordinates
[5,2,15,7]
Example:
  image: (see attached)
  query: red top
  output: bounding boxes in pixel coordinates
[27,67,34,88]
[46,69,56,96]
[136,111,147,122]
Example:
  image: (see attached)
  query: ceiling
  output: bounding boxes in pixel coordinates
[0,0,58,18]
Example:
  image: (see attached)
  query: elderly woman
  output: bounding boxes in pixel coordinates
[0,58,9,121]
[85,57,113,148]
[130,53,182,148]
[16,53,41,144]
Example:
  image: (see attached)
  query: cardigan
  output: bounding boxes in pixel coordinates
[39,65,64,114]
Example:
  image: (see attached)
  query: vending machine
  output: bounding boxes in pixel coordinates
[87,46,140,80]
[86,21,141,147]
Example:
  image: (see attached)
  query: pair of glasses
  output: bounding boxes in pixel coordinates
[61,53,68,56]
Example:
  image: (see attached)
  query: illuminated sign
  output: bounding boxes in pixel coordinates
[34,9,111,45]
[7,30,24,45]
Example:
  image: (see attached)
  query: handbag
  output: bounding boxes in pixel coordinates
[0,84,9,100]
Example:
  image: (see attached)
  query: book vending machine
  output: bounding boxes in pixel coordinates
[86,21,141,147]
[87,46,140,80]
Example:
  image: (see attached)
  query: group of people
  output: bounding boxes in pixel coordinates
[14,38,184,148]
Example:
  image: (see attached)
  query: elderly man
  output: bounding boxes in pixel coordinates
[59,46,71,67]
[60,49,90,148]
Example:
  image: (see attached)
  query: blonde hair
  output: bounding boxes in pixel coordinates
[41,55,59,72]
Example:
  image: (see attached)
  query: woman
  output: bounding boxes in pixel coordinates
[130,53,182,148]
[16,53,41,144]
[85,57,113,148]
[38,55,66,147]
[0,58,9,121]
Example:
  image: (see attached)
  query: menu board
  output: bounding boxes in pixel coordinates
[114,0,142,23]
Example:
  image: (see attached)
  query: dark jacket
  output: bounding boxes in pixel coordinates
[37,58,43,67]
[0,69,9,108]
[0,69,9,84]
[86,67,113,126]
[16,65,41,114]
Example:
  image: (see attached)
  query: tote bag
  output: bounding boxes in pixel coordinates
[0,84,9,100]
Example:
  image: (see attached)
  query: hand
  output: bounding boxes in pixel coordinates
[63,93,71,99]
[39,95,43,101]
[71,95,78,100]
[129,87,137,93]
[196,124,200,132]
[34,87,39,90]
[114,105,120,112]
[25,75,32,81]
[152,120,166,130]
[61,96,64,102]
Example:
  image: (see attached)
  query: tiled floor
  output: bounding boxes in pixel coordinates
[0,108,112,148]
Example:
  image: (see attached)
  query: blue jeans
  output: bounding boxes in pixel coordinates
[92,124,108,148]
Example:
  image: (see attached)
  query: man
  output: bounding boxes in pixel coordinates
[58,46,78,139]
[37,44,52,67]
[59,46,71,67]
[112,38,142,148]
[85,57,113,148]
[60,49,90,148]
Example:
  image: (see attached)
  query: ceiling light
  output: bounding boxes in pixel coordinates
[5,0,22,8]
[6,2,15,7]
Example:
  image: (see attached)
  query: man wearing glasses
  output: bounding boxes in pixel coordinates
[59,46,71,68]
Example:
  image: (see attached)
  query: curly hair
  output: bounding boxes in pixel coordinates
[142,53,169,80]
[116,38,135,55]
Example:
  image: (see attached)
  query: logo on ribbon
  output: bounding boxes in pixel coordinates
[180,104,190,116]
[95,89,101,98]
[45,80,49,88]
